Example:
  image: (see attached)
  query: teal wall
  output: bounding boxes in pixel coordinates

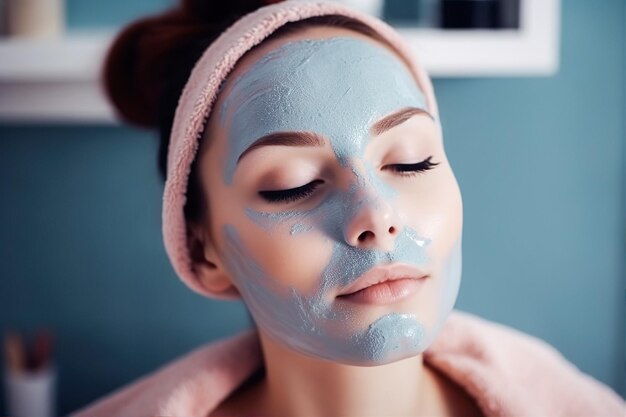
[1,0,624,414]
[65,0,175,29]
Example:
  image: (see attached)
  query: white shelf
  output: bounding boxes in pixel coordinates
[0,31,117,123]
[0,0,560,123]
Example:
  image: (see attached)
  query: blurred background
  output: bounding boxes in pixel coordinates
[0,0,623,415]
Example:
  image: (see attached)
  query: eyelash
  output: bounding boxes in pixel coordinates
[258,156,439,203]
[259,180,324,204]
[384,156,440,177]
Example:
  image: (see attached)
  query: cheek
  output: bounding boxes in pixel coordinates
[205,154,335,296]
[397,163,462,261]
[237,220,335,295]
[210,187,335,296]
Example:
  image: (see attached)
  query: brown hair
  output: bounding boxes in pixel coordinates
[102,0,384,224]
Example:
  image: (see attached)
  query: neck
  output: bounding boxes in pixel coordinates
[257,330,435,417]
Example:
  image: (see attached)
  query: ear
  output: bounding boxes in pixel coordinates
[187,222,241,299]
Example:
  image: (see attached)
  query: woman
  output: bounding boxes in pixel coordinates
[71,1,624,416]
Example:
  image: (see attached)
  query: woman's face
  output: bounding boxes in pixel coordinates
[195,26,463,366]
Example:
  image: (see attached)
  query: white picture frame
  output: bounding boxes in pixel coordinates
[394,0,561,76]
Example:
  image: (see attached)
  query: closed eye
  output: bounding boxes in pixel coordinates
[259,180,324,203]
[384,156,439,176]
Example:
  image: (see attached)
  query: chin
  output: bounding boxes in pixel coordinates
[272,308,457,367]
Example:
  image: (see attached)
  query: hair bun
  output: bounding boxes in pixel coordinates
[102,0,275,128]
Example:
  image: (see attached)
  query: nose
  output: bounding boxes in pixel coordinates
[343,189,402,252]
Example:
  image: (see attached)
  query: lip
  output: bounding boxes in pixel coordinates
[336,264,429,304]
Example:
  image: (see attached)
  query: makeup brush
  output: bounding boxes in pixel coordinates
[4,331,25,373]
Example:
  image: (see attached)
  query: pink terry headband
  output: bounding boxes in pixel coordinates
[162,0,440,299]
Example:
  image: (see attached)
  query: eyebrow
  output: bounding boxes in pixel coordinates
[237,131,324,164]
[236,106,433,164]
[370,107,433,136]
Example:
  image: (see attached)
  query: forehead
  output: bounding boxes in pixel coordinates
[217,26,404,100]
[216,31,427,183]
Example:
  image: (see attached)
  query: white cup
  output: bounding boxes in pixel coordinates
[4,365,56,417]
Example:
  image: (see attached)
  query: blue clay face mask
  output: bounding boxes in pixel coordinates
[217,36,462,365]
